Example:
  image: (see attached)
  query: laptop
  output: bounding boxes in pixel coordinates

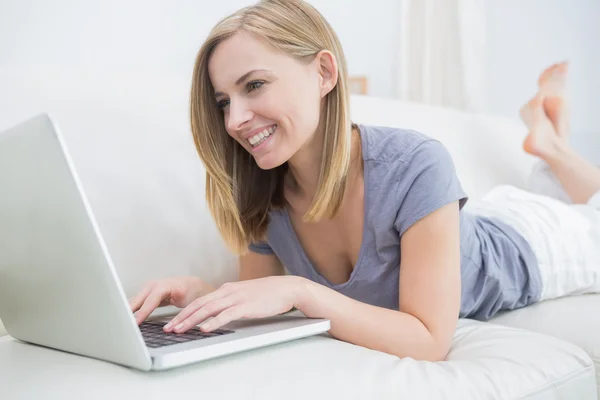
[0,113,330,371]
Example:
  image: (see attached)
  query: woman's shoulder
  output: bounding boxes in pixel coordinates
[358,124,439,165]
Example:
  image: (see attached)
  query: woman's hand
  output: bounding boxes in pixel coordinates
[164,276,306,333]
[129,276,215,325]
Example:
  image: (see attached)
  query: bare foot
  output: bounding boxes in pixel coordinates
[521,95,566,159]
[538,61,570,140]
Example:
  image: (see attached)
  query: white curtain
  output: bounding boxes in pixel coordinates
[395,0,487,112]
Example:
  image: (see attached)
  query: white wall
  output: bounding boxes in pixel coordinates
[485,0,600,162]
[0,0,400,98]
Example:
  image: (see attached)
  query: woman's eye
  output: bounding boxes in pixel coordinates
[216,81,264,110]
[216,99,230,110]
[247,81,264,92]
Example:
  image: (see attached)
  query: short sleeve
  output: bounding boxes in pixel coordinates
[394,139,468,237]
[248,240,275,255]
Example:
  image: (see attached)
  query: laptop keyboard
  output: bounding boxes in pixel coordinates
[139,321,234,348]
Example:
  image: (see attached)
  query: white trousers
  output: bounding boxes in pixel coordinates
[469,161,600,301]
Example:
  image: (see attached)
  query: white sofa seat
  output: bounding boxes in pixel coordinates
[0,318,595,399]
[490,295,600,389]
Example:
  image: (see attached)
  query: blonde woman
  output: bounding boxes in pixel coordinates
[130,1,600,361]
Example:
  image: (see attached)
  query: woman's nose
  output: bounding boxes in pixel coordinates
[226,99,253,133]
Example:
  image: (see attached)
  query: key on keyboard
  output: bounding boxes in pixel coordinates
[139,321,234,348]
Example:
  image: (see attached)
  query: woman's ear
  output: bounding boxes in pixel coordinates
[316,50,338,98]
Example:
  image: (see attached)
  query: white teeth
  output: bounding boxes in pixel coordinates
[248,125,276,146]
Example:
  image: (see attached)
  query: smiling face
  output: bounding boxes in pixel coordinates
[208,31,326,170]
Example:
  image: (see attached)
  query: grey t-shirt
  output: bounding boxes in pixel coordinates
[249,125,541,321]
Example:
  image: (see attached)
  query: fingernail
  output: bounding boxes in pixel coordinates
[164,322,172,330]
[175,323,184,331]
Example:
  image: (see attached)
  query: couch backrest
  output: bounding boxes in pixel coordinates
[0,68,536,336]
[350,95,537,202]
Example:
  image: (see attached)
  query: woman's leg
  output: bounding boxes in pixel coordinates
[520,62,600,205]
[544,143,600,206]
[526,160,572,204]
[475,184,600,301]
[500,62,600,301]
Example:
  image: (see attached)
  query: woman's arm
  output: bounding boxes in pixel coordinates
[239,251,285,281]
[295,201,461,361]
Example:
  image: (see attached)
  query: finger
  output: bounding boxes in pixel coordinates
[170,297,236,333]
[129,284,153,312]
[165,285,231,330]
[200,306,243,332]
[135,287,169,325]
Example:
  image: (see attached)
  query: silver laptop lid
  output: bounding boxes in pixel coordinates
[0,114,152,370]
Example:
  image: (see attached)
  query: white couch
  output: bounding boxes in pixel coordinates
[0,67,599,399]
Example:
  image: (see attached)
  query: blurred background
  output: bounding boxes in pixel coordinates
[1,0,599,160]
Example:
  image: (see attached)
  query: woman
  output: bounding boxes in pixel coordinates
[129,0,600,362]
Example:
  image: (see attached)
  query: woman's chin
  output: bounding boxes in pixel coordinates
[254,154,286,170]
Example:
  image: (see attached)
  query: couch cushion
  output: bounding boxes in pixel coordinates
[490,294,600,397]
[0,317,595,399]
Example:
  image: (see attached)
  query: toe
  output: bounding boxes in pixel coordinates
[538,63,560,87]
[538,61,568,88]
[555,61,569,75]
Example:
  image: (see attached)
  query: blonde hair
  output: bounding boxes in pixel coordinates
[190,0,354,255]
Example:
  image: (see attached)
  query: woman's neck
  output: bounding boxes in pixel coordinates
[285,128,324,200]
[285,125,362,204]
